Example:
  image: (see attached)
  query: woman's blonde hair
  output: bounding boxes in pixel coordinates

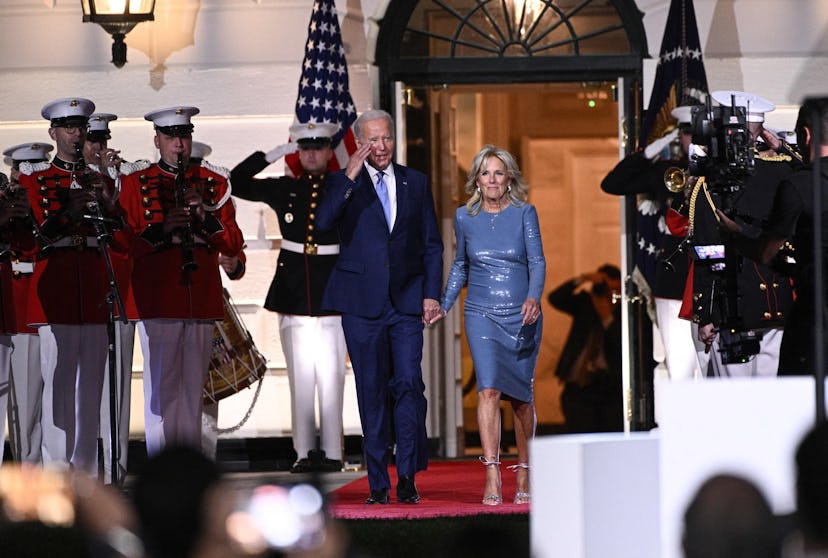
[464,144,529,215]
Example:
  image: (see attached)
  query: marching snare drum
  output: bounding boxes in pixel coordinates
[204,288,268,405]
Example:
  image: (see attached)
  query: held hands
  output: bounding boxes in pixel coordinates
[423,298,444,326]
[521,297,541,325]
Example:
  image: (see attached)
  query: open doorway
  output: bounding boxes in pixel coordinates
[407,82,624,449]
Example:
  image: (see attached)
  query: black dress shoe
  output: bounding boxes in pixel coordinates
[290,457,312,474]
[365,488,389,505]
[396,475,420,504]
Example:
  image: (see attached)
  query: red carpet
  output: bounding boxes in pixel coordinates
[328,460,531,519]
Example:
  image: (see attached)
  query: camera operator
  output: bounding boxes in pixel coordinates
[689,91,796,377]
[717,98,827,375]
[601,105,706,389]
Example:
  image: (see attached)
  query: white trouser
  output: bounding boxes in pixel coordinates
[201,402,218,460]
[710,327,783,378]
[0,335,13,464]
[99,321,135,481]
[138,319,213,456]
[279,314,347,460]
[655,298,705,381]
[8,333,42,463]
[39,324,107,476]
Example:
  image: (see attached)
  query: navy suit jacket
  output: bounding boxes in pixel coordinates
[316,163,443,318]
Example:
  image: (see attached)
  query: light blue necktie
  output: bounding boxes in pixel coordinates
[376,171,392,229]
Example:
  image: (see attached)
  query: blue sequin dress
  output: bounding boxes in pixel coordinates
[440,203,546,402]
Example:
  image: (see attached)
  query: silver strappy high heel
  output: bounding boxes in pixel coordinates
[507,462,530,504]
[480,456,503,506]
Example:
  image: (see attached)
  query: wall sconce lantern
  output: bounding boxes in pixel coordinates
[81,0,156,68]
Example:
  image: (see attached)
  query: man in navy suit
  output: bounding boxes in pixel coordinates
[316,109,443,504]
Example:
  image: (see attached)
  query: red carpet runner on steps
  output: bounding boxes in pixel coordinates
[328,460,531,519]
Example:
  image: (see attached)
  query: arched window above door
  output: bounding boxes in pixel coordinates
[401,0,634,58]
[377,0,646,85]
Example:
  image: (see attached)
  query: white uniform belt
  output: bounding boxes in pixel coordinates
[280,239,339,256]
[12,261,35,274]
[51,236,100,249]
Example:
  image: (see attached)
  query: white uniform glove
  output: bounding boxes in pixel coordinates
[643,128,679,160]
[265,142,299,163]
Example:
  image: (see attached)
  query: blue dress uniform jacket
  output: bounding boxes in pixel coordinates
[690,155,796,329]
[230,151,339,316]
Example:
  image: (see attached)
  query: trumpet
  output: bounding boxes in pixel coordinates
[664,166,688,193]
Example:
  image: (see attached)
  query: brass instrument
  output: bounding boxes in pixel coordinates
[778,138,804,164]
[175,153,198,272]
[664,166,688,193]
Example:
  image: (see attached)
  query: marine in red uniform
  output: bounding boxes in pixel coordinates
[0,163,37,464]
[117,106,243,455]
[2,141,52,463]
[16,97,122,475]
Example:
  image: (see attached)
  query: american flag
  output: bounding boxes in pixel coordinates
[635,0,708,296]
[285,0,358,177]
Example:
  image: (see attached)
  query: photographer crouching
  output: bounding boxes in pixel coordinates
[687,90,798,377]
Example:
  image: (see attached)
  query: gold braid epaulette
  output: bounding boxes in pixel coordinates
[754,149,792,162]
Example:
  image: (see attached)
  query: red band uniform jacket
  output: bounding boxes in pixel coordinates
[116,159,243,321]
[17,158,119,326]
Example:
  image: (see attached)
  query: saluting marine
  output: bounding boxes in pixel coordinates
[230,121,347,473]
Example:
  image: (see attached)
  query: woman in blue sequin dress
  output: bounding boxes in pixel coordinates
[434,145,545,506]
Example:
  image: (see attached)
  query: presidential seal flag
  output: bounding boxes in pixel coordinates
[640,0,708,147]
[285,0,358,177]
[634,0,708,299]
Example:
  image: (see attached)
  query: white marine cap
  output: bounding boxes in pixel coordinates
[190,141,212,161]
[3,142,53,167]
[144,106,200,136]
[289,122,338,147]
[87,113,118,141]
[711,90,775,123]
[41,97,95,127]
[3,142,54,162]
[670,105,694,126]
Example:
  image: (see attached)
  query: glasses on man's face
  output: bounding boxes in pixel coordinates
[56,125,86,135]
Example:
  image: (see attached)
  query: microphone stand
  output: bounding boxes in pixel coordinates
[84,200,128,486]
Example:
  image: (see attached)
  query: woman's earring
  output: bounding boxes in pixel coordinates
[507,184,512,192]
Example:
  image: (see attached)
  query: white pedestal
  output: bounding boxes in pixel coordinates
[658,377,815,558]
[531,432,660,558]
[531,377,820,558]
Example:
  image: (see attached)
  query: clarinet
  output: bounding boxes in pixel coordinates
[175,153,198,272]
[0,173,53,257]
